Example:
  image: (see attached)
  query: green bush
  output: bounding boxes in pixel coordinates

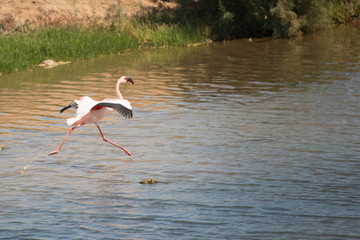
[172,0,360,39]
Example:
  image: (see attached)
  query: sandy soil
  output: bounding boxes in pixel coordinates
[0,0,177,30]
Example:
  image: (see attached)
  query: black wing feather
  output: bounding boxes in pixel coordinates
[93,102,133,119]
[60,101,78,114]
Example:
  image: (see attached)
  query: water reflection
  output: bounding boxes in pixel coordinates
[1,25,360,239]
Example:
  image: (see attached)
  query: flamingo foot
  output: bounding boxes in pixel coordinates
[49,150,59,156]
[124,149,132,156]
[48,126,78,156]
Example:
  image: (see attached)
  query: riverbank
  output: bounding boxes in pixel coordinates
[1,0,359,75]
[0,24,207,74]
[0,1,208,74]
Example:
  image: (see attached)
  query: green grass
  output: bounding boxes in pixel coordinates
[132,21,206,47]
[0,27,130,73]
[0,19,208,74]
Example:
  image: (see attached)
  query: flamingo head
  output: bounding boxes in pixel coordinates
[118,76,134,85]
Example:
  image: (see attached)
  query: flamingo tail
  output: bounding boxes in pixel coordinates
[66,117,81,126]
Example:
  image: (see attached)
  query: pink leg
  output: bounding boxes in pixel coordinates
[96,123,132,156]
[49,124,83,155]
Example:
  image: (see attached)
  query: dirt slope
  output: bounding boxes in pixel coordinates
[0,0,177,30]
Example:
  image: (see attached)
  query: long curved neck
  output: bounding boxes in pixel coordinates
[116,80,124,100]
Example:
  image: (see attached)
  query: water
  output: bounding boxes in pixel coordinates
[1,25,360,239]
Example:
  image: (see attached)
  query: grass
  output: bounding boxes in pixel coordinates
[0,27,134,73]
[0,14,209,74]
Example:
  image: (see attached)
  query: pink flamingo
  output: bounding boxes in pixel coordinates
[49,76,134,156]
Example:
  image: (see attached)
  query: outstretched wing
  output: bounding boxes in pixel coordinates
[92,100,133,119]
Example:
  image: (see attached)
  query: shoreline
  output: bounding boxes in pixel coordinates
[1,0,359,75]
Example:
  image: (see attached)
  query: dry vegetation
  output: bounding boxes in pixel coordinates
[0,0,177,33]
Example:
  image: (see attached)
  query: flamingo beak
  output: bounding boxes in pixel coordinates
[127,77,134,85]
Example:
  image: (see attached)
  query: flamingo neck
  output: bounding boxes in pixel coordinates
[116,80,124,100]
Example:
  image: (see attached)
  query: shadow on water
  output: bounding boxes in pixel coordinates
[0,25,360,239]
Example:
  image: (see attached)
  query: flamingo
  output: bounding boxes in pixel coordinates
[49,76,134,156]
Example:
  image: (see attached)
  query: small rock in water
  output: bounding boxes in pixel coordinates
[140,178,159,184]
[289,80,304,86]
[18,166,27,175]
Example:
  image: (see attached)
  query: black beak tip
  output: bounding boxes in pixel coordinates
[127,77,134,85]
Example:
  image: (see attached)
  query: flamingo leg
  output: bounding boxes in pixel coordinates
[95,123,132,156]
[49,124,83,155]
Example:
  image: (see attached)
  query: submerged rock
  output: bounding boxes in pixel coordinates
[289,80,304,86]
[140,178,159,184]
[18,168,26,175]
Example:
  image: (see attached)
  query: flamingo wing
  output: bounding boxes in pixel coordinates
[92,100,133,119]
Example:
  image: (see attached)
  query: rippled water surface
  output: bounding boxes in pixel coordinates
[1,26,360,239]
